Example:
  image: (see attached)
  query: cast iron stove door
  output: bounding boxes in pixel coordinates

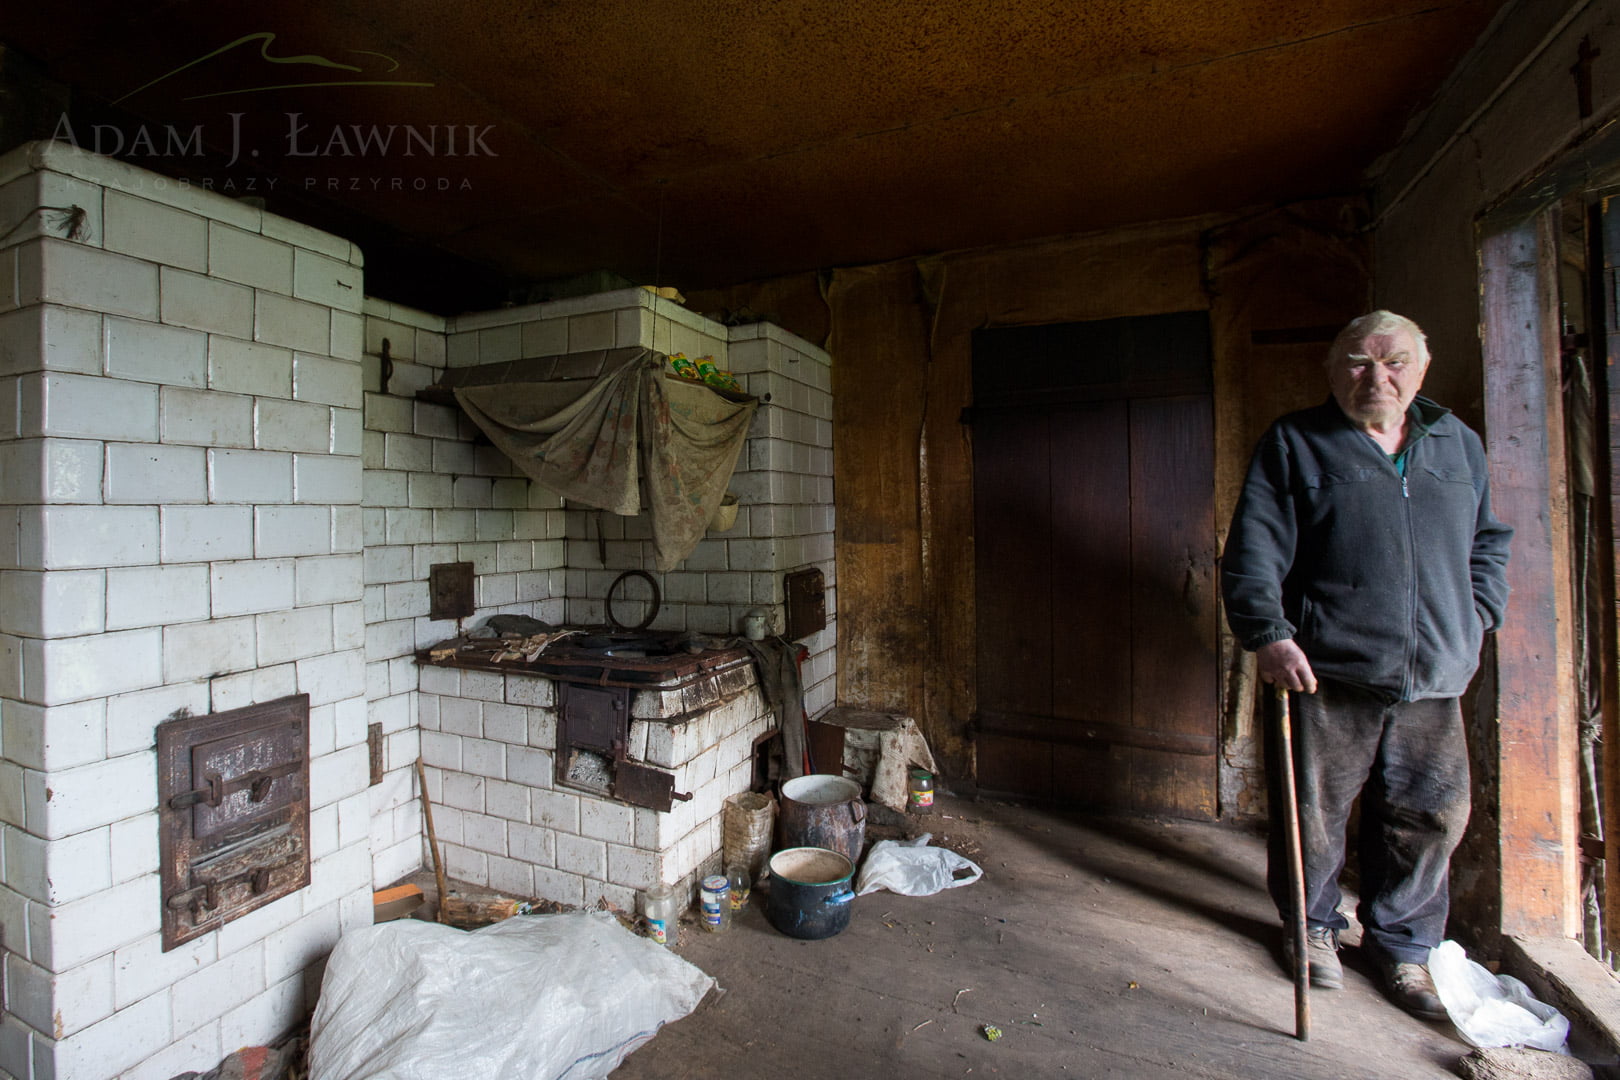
[158,695,311,950]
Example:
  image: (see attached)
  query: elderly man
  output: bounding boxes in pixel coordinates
[1221,310,1512,1018]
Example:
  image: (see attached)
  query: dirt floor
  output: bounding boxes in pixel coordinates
[605,793,1493,1080]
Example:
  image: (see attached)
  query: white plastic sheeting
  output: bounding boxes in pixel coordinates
[309,912,715,1080]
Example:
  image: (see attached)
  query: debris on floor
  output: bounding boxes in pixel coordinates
[308,911,713,1080]
[1455,1046,1596,1080]
[169,1029,306,1080]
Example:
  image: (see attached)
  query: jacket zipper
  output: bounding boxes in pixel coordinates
[1399,454,1417,700]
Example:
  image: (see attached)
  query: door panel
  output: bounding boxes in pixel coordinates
[972,314,1217,819]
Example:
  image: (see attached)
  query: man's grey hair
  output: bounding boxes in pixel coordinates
[1326,310,1430,368]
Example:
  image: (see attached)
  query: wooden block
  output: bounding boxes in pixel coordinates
[440,893,520,929]
[373,884,424,922]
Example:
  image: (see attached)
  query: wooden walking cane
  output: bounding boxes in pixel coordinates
[1275,685,1310,1041]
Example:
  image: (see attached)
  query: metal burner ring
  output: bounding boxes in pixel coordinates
[605,569,662,631]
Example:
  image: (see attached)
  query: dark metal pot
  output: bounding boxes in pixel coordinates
[765,847,856,940]
[777,774,866,864]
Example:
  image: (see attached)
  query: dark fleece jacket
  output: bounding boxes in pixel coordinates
[1221,396,1512,702]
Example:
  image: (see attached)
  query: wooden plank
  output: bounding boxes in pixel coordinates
[978,710,1214,756]
[973,409,1054,722]
[1048,400,1131,731]
[1128,394,1218,818]
[1481,216,1580,938]
[827,266,932,726]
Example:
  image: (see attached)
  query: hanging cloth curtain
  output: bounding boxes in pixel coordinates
[453,349,757,571]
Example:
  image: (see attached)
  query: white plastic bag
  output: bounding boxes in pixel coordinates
[855,833,984,896]
[309,911,715,1080]
[1427,940,1569,1052]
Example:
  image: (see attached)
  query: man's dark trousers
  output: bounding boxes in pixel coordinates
[1265,678,1471,964]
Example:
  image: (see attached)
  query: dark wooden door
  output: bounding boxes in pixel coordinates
[971,313,1217,819]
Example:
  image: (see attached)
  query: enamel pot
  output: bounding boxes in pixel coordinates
[765,847,856,940]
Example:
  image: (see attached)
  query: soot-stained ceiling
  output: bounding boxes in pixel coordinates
[2,1,1507,313]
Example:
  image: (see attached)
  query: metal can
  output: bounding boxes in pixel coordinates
[699,874,732,932]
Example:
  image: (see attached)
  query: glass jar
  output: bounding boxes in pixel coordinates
[699,874,732,932]
[642,883,677,946]
[726,863,751,911]
[908,768,935,813]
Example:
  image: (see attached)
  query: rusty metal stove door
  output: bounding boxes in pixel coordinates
[158,695,311,951]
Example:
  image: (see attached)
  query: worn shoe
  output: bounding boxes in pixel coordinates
[1379,959,1447,1020]
[1281,925,1344,990]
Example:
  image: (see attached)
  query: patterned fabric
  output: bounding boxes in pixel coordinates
[455,350,757,570]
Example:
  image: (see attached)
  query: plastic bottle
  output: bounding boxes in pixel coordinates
[642,883,677,946]
[726,863,751,912]
[699,874,732,932]
[908,768,935,814]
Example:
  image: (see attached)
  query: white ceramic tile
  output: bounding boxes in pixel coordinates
[256,605,333,665]
[293,553,363,607]
[310,744,370,809]
[207,336,292,399]
[0,568,101,638]
[160,386,253,449]
[109,812,159,885]
[163,615,255,683]
[209,558,294,616]
[261,212,350,261]
[207,223,293,294]
[30,751,154,841]
[0,169,103,251]
[169,943,267,1038]
[518,318,570,356]
[293,454,361,505]
[105,563,210,630]
[103,190,207,272]
[332,406,363,456]
[0,438,103,506]
[293,249,362,313]
[43,305,105,376]
[21,371,159,441]
[17,238,159,320]
[102,681,206,759]
[292,353,361,409]
[330,309,364,363]
[255,397,330,453]
[160,504,252,563]
[212,977,301,1069]
[112,931,215,1012]
[159,266,254,339]
[255,504,330,558]
[104,442,206,504]
[29,628,162,706]
[295,650,364,706]
[255,291,330,354]
[104,315,210,390]
[37,505,157,569]
[51,985,172,1080]
[364,318,416,361]
[205,447,292,504]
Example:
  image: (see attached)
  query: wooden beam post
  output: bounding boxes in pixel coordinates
[1480,214,1581,938]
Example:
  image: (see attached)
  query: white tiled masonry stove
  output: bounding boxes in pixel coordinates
[0,141,835,1079]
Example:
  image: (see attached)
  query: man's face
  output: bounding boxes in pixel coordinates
[1327,329,1428,429]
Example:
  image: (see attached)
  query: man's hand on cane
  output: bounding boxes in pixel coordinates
[1258,639,1318,695]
